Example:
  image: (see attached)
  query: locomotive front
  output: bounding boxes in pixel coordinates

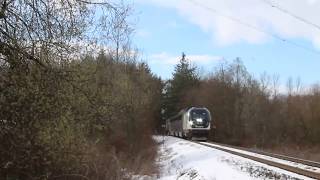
[186,107,211,140]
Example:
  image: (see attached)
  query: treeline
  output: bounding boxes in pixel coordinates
[0,0,161,179]
[0,50,161,179]
[164,54,320,148]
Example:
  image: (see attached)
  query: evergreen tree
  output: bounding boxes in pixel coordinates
[163,52,200,119]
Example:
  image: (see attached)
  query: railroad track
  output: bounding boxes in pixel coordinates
[193,141,320,179]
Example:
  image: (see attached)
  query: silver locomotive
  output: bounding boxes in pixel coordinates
[166,107,212,140]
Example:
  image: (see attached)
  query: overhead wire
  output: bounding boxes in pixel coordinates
[186,0,320,56]
[260,0,320,31]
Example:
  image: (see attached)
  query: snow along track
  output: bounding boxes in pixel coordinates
[208,142,320,168]
[196,141,320,179]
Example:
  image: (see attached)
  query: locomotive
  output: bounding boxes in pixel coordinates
[166,107,212,140]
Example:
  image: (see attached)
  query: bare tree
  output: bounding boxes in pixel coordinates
[295,77,302,94]
[271,73,280,98]
[259,72,271,96]
[0,0,131,67]
[287,77,293,96]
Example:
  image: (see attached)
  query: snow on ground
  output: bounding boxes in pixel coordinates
[155,136,315,180]
[201,142,320,174]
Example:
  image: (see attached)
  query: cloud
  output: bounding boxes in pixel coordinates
[139,0,320,47]
[149,52,222,65]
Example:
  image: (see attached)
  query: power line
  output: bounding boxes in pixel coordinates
[186,0,320,56]
[260,0,320,31]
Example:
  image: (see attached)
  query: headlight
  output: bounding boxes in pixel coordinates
[189,121,193,125]
[196,118,203,123]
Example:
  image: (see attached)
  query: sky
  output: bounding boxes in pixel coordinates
[132,0,320,89]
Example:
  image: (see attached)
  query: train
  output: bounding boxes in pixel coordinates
[165,107,212,140]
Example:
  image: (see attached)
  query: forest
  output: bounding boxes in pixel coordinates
[0,0,161,179]
[0,0,319,179]
[163,54,320,161]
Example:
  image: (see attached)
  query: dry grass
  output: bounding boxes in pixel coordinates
[81,136,159,180]
[114,135,159,178]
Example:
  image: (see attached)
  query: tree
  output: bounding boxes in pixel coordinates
[0,1,162,179]
[0,0,131,68]
[163,52,199,119]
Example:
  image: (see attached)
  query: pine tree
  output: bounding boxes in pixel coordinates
[163,52,200,119]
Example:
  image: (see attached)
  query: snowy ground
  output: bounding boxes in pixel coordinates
[155,136,314,180]
[201,142,320,174]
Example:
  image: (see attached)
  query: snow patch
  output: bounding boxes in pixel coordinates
[201,142,320,174]
[155,136,314,180]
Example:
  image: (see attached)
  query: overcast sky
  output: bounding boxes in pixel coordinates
[133,0,320,88]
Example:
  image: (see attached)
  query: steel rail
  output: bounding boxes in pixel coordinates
[208,141,320,168]
[193,141,320,179]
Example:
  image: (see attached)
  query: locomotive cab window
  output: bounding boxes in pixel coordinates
[190,109,209,120]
